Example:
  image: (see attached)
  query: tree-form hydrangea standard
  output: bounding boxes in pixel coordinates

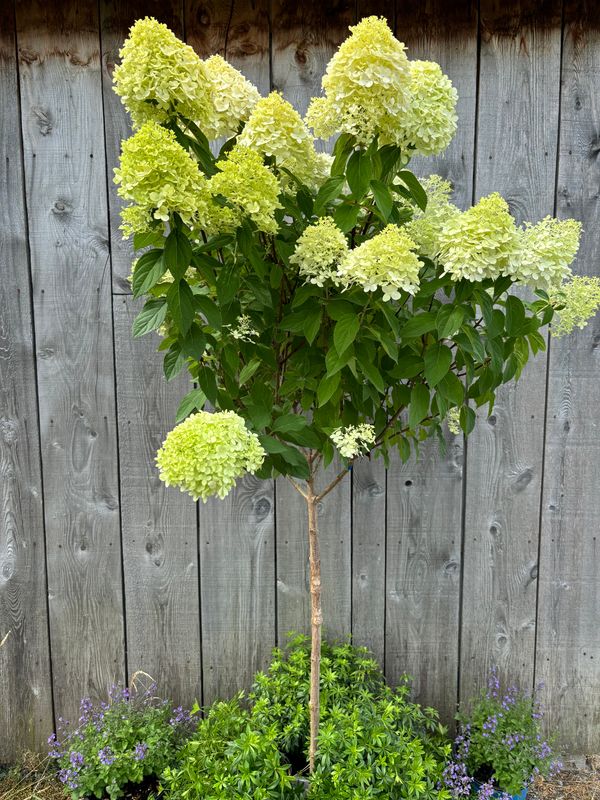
[113,15,600,776]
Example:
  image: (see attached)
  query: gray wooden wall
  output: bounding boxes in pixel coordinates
[1,0,599,761]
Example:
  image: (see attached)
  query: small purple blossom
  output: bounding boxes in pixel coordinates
[133,742,148,761]
[98,746,115,766]
[69,751,84,769]
[169,705,191,726]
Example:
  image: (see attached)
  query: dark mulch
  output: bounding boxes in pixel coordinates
[531,756,600,800]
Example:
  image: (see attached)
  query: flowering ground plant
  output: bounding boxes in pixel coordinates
[48,678,194,799]
[442,669,561,798]
[113,14,600,771]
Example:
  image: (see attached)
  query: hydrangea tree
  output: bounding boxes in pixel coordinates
[113,16,600,772]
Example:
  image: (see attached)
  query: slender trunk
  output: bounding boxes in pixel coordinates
[306,478,322,773]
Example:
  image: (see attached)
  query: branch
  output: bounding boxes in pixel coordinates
[315,467,350,503]
[285,475,309,500]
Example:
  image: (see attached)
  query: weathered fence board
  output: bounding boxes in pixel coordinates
[14,0,126,722]
[459,0,563,701]
[535,1,600,752]
[1,0,600,756]
[0,3,54,762]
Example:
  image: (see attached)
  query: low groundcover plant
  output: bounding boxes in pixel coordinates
[47,678,194,799]
[112,13,600,769]
[442,668,561,799]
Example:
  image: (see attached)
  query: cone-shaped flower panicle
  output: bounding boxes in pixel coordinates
[113,17,213,129]
[338,224,423,300]
[548,275,600,336]
[438,193,520,282]
[156,411,266,502]
[114,121,210,237]
[510,217,582,288]
[330,424,376,459]
[399,60,458,156]
[404,175,460,259]
[208,145,282,234]
[203,55,261,140]
[290,217,349,287]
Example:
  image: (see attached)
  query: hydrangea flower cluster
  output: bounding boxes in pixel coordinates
[438,193,520,282]
[338,224,423,299]
[548,275,600,336]
[238,92,330,189]
[48,681,193,800]
[404,174,460,259]
[306,16,411,146]
[399,61,458,156]
[225,314,260,342]
[330,424,376,459]
[208,145,282,234]
[156,411,266,502]
[202,54,261,140]
[290,217,349,286]
[113,17,212,130]
[114,121,210,237]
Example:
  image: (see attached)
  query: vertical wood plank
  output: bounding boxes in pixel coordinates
[184,2,275,703]
[0,1,54,760]
[15,0,125,720]
[99,1,184,293]
[113,297,201,703]
[460,0,563,702]
[385,437,464,724]
[536,0,600,753]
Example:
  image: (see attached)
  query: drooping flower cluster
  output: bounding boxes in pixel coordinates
[225,314,260,342]
[113,17,212,130]
[114,121,210,237]
[338,225,423,300]
[306,16,411,146]
[438,193,520,282]
[238,92,330,189]
[404,175,460,259]
[330,424,376,459]
[156,411,266,502]
[290,217,349,286]
[202,55,261,140]
[208,145,282,234]
[446,407,462,436]
[399,61,458,156]
[548,275,600,336]
[510,217,582,287]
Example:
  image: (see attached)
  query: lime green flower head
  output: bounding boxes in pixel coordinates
[203,55,261,140]
[156,411,266,502]
[113,17,213,130]
[510,217,582,288]
[238,92,329,190]
[338,225,423,300]
[290,217,349,287]
[306,16,411,146]
[548,275,600,337]
[404,175,460,259]
[438,193,520,281]
[114,121,210,237]
[399,61,458,156]
[330,424,376,459]
[208,145,282,234]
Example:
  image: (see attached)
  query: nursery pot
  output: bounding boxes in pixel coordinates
[472,779,528,799]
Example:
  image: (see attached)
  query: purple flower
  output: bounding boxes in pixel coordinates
[133,742,148,761]
[486,666,500,699]
[442,759,472,796]
[98,746,114,766]
[169,705,191,726]
[69,751,84,769]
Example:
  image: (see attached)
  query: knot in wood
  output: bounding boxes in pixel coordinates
[52,199,71,215]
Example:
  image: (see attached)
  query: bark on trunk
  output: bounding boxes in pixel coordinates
[306,479,322,774]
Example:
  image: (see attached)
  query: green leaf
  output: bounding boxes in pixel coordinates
[216,264,240,306]
[408,383,430,429]
[314,175,345,215]
[197,367,218,405]
[133,230,163,251]
[180,323,206,359]
[460,405,476,435]
[163,344,185,381]
[436,305,465,338]
[258,436,310,479]
[304,306,322,345]
[334,202,361,233]
[437,372,464,406]
[164,227,193,281]
[175,388,207,423]
[400,312,437,339]
[194,294,222,329]
[370,179,393,220]
[396,170,428,211]
[346,149,372,198]
[167,280,195,335]
[132,297,168,337]
[317,372,340,407]
[333,313,360,355]
[132,249,166,297]
[424,343,453,387]
[271,414,309,435]
[331,132,355,176]
[239,359,261,386]
[505,295,526,336]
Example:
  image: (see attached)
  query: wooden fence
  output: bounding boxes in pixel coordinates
[1,0,599,761]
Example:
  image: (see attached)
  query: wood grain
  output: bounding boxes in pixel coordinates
[113,297,201,704]
[535,1,600,752]
[0,1,54,760]
[15,0,125,721]
[385,438,464,724]
[99,0,183,294]
[460,0,563,702]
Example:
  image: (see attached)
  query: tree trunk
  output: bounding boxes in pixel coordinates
[306,478,322,774]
